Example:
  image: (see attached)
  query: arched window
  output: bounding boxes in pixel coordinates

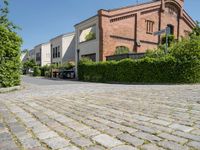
[167,24,174,35]
[115,46,130,55]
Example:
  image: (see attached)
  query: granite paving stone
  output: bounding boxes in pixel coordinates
[71,137,93,148]
[169,124,193,132]
[158,141,190,150]
[117,133,144,146]
[42,137,70,149]
[111,145,138,150]
[93,134,123,148]
[0,76,199,150]
[187,141,200,149]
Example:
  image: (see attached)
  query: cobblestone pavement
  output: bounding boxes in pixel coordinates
[0,77,200,150]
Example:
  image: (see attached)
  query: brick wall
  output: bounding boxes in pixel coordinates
[98,0,195,60]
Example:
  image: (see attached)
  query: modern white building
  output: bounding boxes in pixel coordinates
[50,32,75,65]
[23,32,76,67]
[75,15,100,65]
[34,42,51,66]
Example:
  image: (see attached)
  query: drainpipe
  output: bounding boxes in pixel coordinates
[76,49,80,79]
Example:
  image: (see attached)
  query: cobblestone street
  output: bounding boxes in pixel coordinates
[0,76,200,150]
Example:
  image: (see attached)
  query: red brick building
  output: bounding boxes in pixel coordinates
[75,0,196,62]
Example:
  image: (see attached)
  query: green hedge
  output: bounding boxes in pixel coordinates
[78,57,200,83]
[0,26,22,87]
[33,66,41,77]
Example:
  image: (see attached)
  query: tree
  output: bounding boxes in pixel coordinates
[190,21,200,37]
[0,0,22,87]
[85,32,96,41]
[23,59,37,70]
[0,0,19,31]
[0,26,22,87]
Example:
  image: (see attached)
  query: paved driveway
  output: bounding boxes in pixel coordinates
[0,76,200,150]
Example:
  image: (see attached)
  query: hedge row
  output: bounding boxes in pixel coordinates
[78,56,200,83]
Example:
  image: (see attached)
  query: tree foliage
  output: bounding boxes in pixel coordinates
[0,26,22,87]
[23,59,36,70]
[189,21,200,37]
[0,0,22,87]
[85,32,96,41]
[0,0,19,31]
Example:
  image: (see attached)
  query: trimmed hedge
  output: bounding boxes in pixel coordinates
[0,26,22,87]
[78,56,200,83]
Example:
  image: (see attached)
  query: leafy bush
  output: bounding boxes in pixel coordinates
[161,34,175,46]
[33,66,41,77]
[0,26,22,87]
[58,62,75,70]
[45,71,50,78]
[85,32,96,41]
[78,56,200,83]
[189,21,200,37]
[23,59,36,73]
[40,65,50,76]
[115,46,130,55]
[169,35,200,61]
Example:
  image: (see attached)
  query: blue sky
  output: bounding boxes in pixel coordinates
[7,0,200,50]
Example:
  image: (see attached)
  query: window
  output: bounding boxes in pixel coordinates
[36,52,41,61]
[146,20,154,34]
[115,46,130,55]
[58,46,60,58]
[79,25,96,43]
[81,53,96,62]
[52,46,61,58]
[167,24,174,35]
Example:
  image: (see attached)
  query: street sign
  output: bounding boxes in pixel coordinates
[153,27,171,54]
[166,27,171,34]
[153,29,166,36]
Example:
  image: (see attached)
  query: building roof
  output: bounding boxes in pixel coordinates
[34,42,50,48]
[107,0,155,12]
[50,32,75,41]
[74,15,98,27]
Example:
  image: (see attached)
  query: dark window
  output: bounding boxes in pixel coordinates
[53,48,55,58]
[58,46,60,58]
[53,46,61,58]
[55,47,58,58]
[167,24,174,35]
[146,20,154,34]
[36,52,41,61]
[82,53,96,62]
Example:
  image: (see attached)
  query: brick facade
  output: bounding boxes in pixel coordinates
[98,0,196,61]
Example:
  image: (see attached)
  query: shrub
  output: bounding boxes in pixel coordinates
[40,65,50,76]
[78,56,200,83]
[58,62,75,70]
[169,35,200,61]
[0,26,22,87]
[161,34,175,46]
[33,66,41,77]
[23,59,36,73]
[45,71,50,78]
